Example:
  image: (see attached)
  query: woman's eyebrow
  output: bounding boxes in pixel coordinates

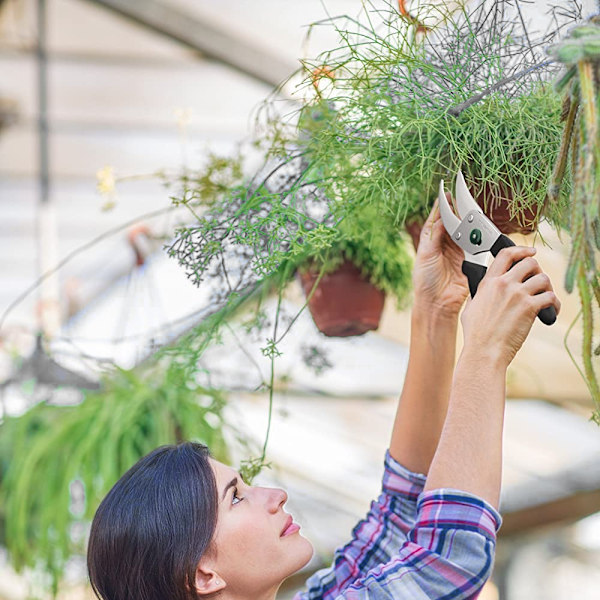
[221,477,238,501]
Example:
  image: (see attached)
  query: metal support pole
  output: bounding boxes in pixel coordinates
[36,0,60,337]
[37,0,48,207]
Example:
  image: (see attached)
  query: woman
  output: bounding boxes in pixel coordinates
[87,203,560,600]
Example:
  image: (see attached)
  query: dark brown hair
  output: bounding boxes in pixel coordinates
[87,442,218,600]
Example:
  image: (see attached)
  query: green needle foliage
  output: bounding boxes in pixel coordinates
[167,149,413,308]
[292,0,579,230]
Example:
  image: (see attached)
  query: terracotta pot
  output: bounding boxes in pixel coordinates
[405,220,424,251]
[298,260,385,337]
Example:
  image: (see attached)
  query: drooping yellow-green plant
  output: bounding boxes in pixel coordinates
[549,17,600,421]
[0,355,232,595]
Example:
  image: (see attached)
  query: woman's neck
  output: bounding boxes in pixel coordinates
[217,583,279,600]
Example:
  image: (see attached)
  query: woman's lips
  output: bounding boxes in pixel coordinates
[281,516,300,537]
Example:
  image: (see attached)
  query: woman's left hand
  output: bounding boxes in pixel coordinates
[412,197,469,318]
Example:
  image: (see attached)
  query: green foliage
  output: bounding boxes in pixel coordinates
[164,0,589,484]
[548,15,600,417]
[293,1,576,231]
[168,153,413,304]
[0,357,230,593]
[302,90,567,228]
[172,151,244,209]
[169,178,323,285]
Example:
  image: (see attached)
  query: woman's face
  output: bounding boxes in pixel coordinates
[200,459,314,597]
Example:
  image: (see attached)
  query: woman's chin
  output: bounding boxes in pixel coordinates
[290,537,314,574]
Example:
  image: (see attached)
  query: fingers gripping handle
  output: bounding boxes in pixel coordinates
[489,233,517,256]
[490,234,557,326]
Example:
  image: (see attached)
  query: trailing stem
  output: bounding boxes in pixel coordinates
[548,93,578,204]
[240,264,326,482]
[578,60,599,220]
[552,18,600,417]
[578,265,600,407]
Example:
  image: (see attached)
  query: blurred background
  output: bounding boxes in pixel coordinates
[1,1,600,598]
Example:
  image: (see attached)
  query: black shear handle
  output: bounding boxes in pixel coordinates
[462,234,557,326]
[461,261,487,298]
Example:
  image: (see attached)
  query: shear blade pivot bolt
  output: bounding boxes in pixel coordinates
[470,229,482,245]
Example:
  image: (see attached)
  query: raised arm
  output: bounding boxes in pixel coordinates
[390,202,469,474]
[423,245,561,508]
[298,210,560,600]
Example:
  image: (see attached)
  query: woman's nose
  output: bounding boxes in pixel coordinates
[263,486,287,513]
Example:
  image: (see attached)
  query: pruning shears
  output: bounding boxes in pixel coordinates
[438,171,557,326]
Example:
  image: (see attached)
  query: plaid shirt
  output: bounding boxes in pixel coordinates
[294,451,501,600]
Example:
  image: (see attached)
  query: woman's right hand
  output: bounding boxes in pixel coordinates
[460,246,561,369]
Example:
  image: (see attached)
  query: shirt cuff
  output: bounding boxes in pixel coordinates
[383,450,428,498]
[413,489,502,542]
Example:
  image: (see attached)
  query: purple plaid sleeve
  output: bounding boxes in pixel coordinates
[294,454,501,600]
[294,452,426,599]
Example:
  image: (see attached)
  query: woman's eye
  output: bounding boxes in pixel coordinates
[231,487,244,505]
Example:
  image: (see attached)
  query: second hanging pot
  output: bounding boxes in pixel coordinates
[298,260,385,337]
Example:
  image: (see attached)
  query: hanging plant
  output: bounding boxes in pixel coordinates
[293,202,412,336]
[0,351,235,595]
[168,148,413,338]
[164,1,595,466]
[295,1,581,235]
[164,152,414,499]
[548,15,600,420]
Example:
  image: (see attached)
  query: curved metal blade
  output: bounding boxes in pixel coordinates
[455,170,482,219]
[438,179,460,234]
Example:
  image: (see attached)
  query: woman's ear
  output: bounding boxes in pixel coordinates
[195,564,225,596]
